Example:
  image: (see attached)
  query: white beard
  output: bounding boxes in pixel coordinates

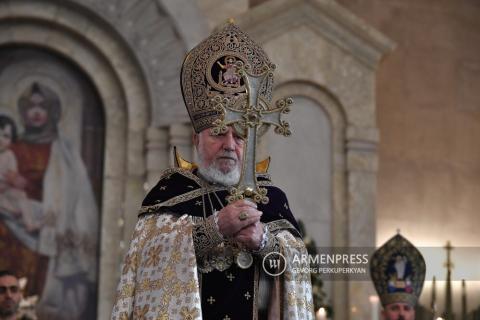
[195,149,240,187]
[197,164,240,186]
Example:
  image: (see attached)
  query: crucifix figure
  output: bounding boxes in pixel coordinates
[210,60,292,204]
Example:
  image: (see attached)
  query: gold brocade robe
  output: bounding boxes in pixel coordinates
[111,168,314,320]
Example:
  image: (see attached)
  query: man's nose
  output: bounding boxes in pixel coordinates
[5,289,13,298]
[222,132,236,151]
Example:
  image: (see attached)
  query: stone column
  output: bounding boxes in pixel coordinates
[146,126,170,189]
[169,122,194,166]
[346,125,379,320]
[122,128,148,252]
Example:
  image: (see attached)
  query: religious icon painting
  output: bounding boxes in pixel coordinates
[0,46,104,320]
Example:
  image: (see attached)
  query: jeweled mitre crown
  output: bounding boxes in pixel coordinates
[180,21,275,133]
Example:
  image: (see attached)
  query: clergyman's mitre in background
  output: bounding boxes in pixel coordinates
[370,233,426,307]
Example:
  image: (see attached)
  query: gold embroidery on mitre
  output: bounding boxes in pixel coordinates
[181,22,275,133]
[370,233,426,307]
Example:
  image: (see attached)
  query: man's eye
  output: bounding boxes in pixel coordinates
[0,286,19,294]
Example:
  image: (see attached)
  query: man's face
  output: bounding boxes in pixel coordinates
[194,126,244,174]
[25,93,49,128]
[0,124,13,152]
[382,302,415,320]
[0,275,21,318]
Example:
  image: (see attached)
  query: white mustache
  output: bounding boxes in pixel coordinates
[217,151,238,160]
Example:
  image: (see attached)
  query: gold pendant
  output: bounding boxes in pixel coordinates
[235,250,253,269]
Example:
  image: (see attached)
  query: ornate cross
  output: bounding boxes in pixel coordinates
[211,61,292,204]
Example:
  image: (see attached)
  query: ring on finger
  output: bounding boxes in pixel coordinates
[239,211,249,221]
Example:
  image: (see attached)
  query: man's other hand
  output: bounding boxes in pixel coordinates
[234,222,264,250]
[217,199,262,237]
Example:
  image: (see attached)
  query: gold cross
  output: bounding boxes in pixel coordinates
[211,61,292,204]
[207,296,215,305]
[244,291,251,300]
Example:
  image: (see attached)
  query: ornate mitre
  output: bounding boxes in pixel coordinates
[370,234,426,307]
[180,20,275,133]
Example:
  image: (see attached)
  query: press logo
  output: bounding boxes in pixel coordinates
[262,251,287,276]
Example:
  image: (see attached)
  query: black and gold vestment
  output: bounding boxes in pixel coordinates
[111,168,314,320]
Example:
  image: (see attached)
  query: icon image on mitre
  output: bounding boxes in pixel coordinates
[370,234,426,307]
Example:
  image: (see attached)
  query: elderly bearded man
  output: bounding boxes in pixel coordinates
[370,234,426,320]
[111,22,314,320]
[194,126,265,250]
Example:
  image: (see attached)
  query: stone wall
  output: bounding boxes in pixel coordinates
[336,0,480,315]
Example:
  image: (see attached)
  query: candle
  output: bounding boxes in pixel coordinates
[431,276,437,316]
[462,279,467,320]
[369,295,380,320]
[316,307,327,320]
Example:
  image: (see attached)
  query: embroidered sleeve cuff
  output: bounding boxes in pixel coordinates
[192,215,224,257]
[213,210,223,239]
[252,224,279,257]
[257,223,268,250]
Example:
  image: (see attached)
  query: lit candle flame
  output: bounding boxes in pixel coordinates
[316,307,327,320]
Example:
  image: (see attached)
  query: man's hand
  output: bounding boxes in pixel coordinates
[234,222,264,251]
[5,171,27,189]
[217,199,262,237]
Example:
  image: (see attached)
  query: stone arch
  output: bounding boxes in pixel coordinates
[157,0,209,50]
[273,80,348,247]
[0,1,151,317]
[270,80,349,314]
